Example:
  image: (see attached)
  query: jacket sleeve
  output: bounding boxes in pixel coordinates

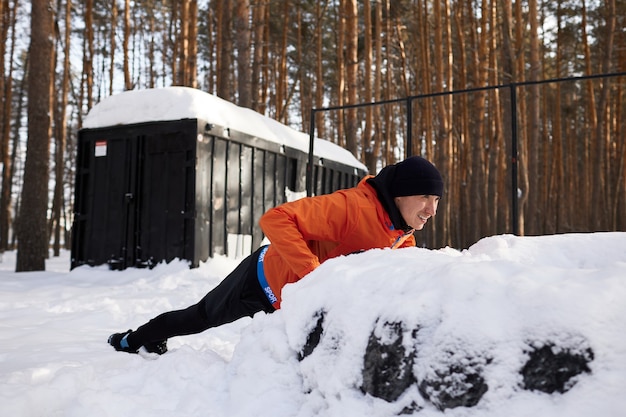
[259,191,358,279]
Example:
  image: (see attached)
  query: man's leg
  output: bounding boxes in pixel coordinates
[109,246,274,353]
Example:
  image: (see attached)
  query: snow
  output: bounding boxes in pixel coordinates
[82,87,367,171]
[1,232,626,417]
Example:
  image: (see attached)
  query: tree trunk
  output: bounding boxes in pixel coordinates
[188,0,198,87]
[361,0,373,166]
[314,1,326,139]
[275,0,289,122]
[367,0,383,171]
[383,0,397,162]
[580,0,597,227]
[593,0,616,229]
[216,0,233,100]
[234,0,251,107]
[0,0,7,174]
[335,0,345,147]
[296,8,308,130]
[344,0,358,156]
[123,0,132,90]
[0,0,17,252]
[488,0,507,236]
[178,0,190,85]
[147,10,156,88]
[526,0,541,234]
[514,0,528,235]
[453,1,469,246]
[16,0,55,272]
[109,0,117,95]
[500,0,516,235]
[51,0,71,257]
[260,3,270,113]
[431,0,452,245]
[418,0,433,158]
[251,0,267,112]
[393,17,409,97]
[8,52,27,250]
[442,0,453,246]
[468,0,489,245]
[83,0,95,107]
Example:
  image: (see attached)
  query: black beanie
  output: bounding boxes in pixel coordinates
[388,156,444,197]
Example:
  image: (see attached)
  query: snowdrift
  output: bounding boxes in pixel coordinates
[1,232,625,417]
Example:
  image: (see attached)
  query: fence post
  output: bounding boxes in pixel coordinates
[406,97,413,157]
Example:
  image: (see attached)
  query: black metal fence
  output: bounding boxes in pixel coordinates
[308,72,626,249]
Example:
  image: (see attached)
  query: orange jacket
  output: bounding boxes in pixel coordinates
[258,176,415,309]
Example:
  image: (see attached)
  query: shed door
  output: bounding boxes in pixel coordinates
[72,121,197,270]
[135,130,196,267]
[71,135,139,269]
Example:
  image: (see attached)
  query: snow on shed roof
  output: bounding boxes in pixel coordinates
[83,86,367,171]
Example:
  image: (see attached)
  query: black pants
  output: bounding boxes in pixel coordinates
[127,246,275,349]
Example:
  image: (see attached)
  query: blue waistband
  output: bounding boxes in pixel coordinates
[257,245,278,306]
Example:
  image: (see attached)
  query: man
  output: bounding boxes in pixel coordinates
[108,155,443,355]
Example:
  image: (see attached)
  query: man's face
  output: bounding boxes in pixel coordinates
[394,194,440,230]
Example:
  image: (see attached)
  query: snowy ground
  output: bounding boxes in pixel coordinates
[1,232,625,417]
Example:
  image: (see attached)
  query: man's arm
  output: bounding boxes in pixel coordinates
[259,191,356,279]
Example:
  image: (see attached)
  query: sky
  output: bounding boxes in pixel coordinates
[1,231,625,417]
